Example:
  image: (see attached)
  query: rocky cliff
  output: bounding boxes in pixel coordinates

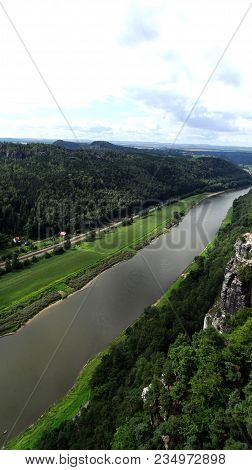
[204,233,252,331]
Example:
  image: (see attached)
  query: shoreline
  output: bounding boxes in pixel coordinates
[4,187,247,449]
[0,189,231,338]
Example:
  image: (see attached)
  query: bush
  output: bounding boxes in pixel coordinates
[5,259,12,272]
[86,231,96,242]
[12,260,23,270]
[64,239,71,250]
[122,218,133,226]
[23,259,31,267]
[53,247,64,255]
[238,265,252,283]
[141,210,149,218]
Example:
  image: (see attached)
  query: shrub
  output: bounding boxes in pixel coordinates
[53,247,64,255]
[86,231,96,242]
[64,239,71,250]
[122,218,133,226]
[5,259,12,272]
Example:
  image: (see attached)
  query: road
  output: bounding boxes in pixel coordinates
[0,192,215,270]
[0,210,148,269]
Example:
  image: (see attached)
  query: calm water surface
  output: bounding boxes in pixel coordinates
[0,188,250,444]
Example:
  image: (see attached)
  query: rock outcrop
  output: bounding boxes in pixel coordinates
[204,233,252,331]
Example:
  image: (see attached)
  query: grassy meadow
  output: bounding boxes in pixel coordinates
[9,192,239,451]
[0,194,207,312]
[7,192,220,450]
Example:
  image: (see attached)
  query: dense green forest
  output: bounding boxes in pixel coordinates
[0,142,250,245]
[53,140,252,165]
[183,149,252,165]
[37,190,252,450]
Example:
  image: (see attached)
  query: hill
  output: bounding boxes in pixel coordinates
[0,142,251,243]
[89,140,117,150]
[53,140,88,150]
[172,146,252,165]
[35,189,252,450]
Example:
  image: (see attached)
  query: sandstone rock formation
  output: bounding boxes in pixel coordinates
[204,233,252,331]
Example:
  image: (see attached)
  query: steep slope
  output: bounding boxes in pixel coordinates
[204,233,252,331]
[0,142,251,240]
[34,191,252,450]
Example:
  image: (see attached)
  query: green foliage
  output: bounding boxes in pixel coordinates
[53,247,64,256]
[0,232,9,249]
[122,217,133,226]
[0,291,62,335]
[64,239,71,250]
[0,194,205,315]
[23,259,30,267]
[34,190,252,450]
[238,265,252,283]
[0,142,250,240]
[4,258,12,272]
[85,230,96,242]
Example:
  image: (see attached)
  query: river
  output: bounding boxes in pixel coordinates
[0,188,250,445]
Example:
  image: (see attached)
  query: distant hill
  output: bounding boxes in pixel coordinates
[190,150,252,166]
[53,140,123,152]
[52,140,186,158]
[89,141,117,150]
[170,145,252,165]
[1,141,251,239]
[53,140,88,150]
[52,140,252,165]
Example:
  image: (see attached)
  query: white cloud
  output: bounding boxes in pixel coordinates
[0,0,252,145]
[118,2,159,46]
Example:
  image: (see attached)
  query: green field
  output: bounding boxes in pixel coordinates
[0,194,207,312]
[9,192,234,451]
[0,236,63,260]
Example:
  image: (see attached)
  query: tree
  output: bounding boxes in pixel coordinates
[4,258,12,272]
[0,232,9,249]
[53,247,64,255]
[86,230,96,242]
[12,253,23,270]
[122,218,133,226]
[64,236,71,250]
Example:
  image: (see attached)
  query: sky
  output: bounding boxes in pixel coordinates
[0,0,252,145]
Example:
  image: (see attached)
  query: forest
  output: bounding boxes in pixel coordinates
[53,140,252,166]
[0,142,251,245]
[36,190,252,450]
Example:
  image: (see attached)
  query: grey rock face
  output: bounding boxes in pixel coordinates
[204,233,252,331]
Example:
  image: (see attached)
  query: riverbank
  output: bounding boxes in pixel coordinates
[5,332,126,450]
[5,191,236,450]
[0,193,209,336]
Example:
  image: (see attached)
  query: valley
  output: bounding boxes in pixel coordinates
[2,187,250,448]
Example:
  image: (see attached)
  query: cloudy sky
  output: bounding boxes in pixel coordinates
[1,0,252,145]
